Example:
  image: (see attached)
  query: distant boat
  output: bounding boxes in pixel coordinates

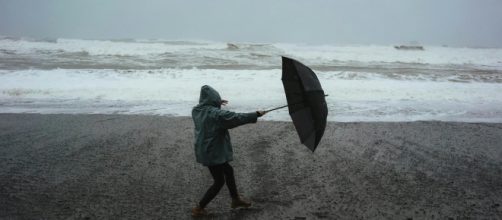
[394,45,424,50]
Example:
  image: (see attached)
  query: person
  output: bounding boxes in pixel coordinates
[191,85,266,217]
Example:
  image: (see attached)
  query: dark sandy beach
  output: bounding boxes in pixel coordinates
[1,114,501,219]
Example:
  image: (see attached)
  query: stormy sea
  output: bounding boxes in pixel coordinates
[1,36,502,122]
[2,37,502,219]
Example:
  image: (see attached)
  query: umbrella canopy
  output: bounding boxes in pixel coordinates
[281,56,328,152]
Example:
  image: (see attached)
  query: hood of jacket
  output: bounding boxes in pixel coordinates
[195,85,221,108]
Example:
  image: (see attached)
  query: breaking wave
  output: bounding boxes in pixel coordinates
[1,37,502,70]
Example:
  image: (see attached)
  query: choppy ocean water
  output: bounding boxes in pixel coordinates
[1,36,502,122]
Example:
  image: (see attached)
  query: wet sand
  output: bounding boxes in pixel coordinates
[1,114,501,219]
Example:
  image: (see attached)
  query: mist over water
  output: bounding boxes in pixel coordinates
[2,0,502,47]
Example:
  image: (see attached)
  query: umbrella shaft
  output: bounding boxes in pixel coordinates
[265,94,328,113]
[264,104,289,113]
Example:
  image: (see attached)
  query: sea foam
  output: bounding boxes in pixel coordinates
[1,68,501,122]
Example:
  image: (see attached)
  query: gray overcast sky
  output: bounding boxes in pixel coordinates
[1,0,502,47]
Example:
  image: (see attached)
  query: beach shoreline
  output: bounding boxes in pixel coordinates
[1,113,501,219]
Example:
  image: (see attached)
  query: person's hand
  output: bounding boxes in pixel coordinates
[221,99,228,106]
[256,111,267,117]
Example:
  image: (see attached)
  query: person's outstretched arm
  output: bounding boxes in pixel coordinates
[216,109,266,129]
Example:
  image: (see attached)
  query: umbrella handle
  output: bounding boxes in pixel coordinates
[264,94,328,113]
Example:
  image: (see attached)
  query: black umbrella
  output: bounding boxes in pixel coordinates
[265,56,328,152]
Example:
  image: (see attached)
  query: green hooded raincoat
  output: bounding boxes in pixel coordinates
[192,85,258,166]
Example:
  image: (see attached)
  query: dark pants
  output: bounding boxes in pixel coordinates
[199,162,238,208]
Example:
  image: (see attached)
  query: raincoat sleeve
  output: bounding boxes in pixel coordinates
[215,110,258,129]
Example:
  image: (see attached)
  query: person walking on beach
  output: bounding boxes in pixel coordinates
[191,85,266,217]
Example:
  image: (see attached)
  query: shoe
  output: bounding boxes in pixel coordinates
[191,206,208,217]
[231,196,252,209]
